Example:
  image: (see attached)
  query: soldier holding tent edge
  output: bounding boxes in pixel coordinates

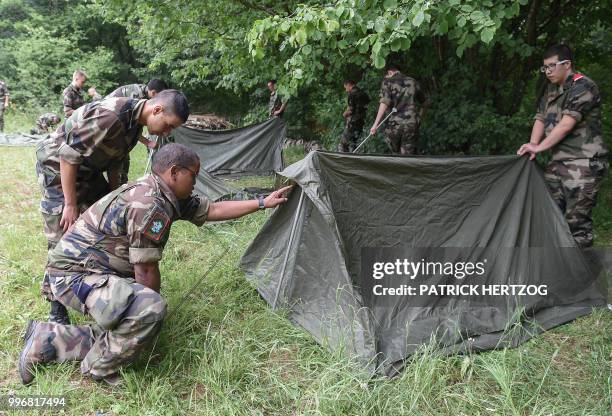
[517,44,609,248]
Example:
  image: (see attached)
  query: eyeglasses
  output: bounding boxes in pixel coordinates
[178,166,198,182]
[540,60,569,73]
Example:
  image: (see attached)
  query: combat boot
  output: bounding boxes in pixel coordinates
[18,320,58,385]
[91,372,123,388]
[48,301,70,325]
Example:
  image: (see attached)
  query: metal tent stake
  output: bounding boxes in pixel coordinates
[353,107,397,153]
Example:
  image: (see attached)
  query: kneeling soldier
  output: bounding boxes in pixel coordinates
[19,143,291,386]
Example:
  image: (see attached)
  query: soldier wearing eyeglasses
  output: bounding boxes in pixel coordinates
[517,44,608,248]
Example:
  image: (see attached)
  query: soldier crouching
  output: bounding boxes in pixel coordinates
[19,143,292,387]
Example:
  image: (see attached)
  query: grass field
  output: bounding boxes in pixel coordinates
[0,142,610,415]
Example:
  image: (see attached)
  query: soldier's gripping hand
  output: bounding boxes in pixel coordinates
[263,186,293,208]
[516,143,539,160]
[60,203,80,232]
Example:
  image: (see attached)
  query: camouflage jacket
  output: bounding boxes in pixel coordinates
[62,83,85,117]
[48,174,210,278]
[535,73,608,161]
[268,91,283,115]
[36,113,60,132]
[107,84,147,100]
[379,72,426,125]
[36,97,145,192]
[0,80,9,107]
[346,86,369,122]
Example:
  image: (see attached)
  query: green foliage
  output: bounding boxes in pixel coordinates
[0,0,134,110]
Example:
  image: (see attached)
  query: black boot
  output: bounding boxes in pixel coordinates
[48,301,70,325]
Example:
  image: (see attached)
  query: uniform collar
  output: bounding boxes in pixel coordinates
[150,173,181,214]
[70,82,82,91]
[130,99,147,128]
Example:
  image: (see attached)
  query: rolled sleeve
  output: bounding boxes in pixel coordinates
[562,81,598,124]
[58,142,84,164]
[179,195,210,226]
[534,113,545,122]
[561,109,583,123]
[129,247,163,264]
[126,199,171,264]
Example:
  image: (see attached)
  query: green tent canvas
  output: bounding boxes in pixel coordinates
[172,118,286,177]
[241,151,606,374]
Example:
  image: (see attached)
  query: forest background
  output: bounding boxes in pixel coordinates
[1,0,610,154]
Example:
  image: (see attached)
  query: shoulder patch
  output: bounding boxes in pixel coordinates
[573,73,584,81]
[143,210,171,242]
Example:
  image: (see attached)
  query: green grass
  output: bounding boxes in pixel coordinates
[2,105,46,134]
[0,144,610,415]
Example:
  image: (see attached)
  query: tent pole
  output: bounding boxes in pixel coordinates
[144,147,153,175]
[353,107,397,153]
[273,188,305,309]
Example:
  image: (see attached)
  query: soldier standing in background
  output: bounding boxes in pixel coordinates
[107,79,168,100]
[267,80,288,118]
[370,63,427,155]
[0,79,10,132]
[517,44,609,248]
[36,90,189,326]
[19,143,292,387]
[338,79,369,152]
[62,70,87,118]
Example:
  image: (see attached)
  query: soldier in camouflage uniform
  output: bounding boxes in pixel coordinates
[31,113,61,134]
[19,143,292,386]
[62,70,87,118]
[517,44,609,248]
[107,79,168,100]
[36,90,190,326]
[106,79,169,184]
[338,80,369,152]
[267,80,288,118]
[370,64,427,155]
[0,79,10,132]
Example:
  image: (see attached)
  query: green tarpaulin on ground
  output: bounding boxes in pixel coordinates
[0,132,46,146]
[241,151,606,374]
[172,118,286,177]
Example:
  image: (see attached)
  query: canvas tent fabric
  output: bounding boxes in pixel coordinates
[0,132,46,146]
[172,117,286,177]
[240,151,606,374]
[194,167,236,202]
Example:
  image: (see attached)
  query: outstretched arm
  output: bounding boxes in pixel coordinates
[207,186,292,221]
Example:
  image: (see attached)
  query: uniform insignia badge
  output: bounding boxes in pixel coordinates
[143,211,170,242]
[573,73,584,81]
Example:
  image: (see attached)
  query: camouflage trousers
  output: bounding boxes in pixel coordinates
[36,158,110,301]
[40,270,167,378]
[384,121,419,155]
[545,158,609,248]
[0,105,4,132]
[338,118,365,153]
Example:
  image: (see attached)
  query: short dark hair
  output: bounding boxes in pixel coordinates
[385,63,400,72]
[150,89,190,122]
[152,143,199,175]
[268,79,277,85]
[147,78,168,93]
[543,44,572,62]
[343,79,356,86]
